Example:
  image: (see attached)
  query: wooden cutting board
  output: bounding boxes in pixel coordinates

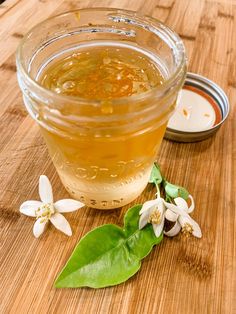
[0,0,235,313]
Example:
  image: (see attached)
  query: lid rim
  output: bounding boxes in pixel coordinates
[165,72,230,142]
[187,72,230,128]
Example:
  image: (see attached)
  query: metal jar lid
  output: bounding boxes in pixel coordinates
[164,72,230,142]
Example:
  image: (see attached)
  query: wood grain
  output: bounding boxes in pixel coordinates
[0,0,235,313]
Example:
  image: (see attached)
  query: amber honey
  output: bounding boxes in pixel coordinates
[41,45,164,98]
[39,44,168,209]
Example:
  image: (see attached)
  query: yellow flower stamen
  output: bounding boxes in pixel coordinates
[36,203,55,221]
[182,222,193,237]
[148,210,161,224]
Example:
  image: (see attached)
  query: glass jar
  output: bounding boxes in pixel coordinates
[16,8,186,209]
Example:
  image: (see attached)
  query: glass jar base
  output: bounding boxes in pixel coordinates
[59,171,150,210]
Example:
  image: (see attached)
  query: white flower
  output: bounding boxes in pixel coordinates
[164,195,202,238]
[20,175,85,238]
[139,197,166,237]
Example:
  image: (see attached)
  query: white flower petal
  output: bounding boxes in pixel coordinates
[187,195,195,213]
[156,198,166,213]
[174,197,189,212]
[139,199,159,215]
[164,221,181,237]
[165,208,178,222]
[54,199,84,213]
[50,213,72,236]
[164,201,181,214]
[39,175,53,203]
[164,201,188,217]
[179,215,202,238]
[20,201,42,217]
[152,216,165,237]
[139,210,150,229]
[33,219,47,238]
[148,199,165,220]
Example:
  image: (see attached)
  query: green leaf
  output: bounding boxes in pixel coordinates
[55,205,163,289]
[149,163,162,185]
[164,181,189,200]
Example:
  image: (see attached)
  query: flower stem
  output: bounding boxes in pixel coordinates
[155,182,161,198]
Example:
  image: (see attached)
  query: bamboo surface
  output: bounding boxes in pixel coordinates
[0,0,236,313]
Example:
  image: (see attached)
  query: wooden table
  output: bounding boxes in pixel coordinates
[0,0,235,313]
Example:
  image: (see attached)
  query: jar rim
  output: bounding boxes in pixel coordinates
[16,7,186,105]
